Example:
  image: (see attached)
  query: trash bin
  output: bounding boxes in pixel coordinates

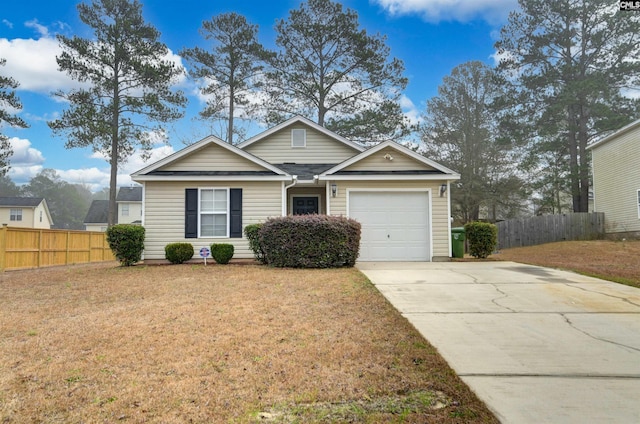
[451,227,465,258]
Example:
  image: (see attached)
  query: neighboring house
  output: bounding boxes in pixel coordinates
[0,197,53,229]
[131,116,460,262]
[83,186,143,231]
[588,118,640,237]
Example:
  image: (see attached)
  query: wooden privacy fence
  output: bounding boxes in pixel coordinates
[496,212,605,250]
[0,225,115,271]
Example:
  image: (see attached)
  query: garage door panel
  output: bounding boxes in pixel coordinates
[349,191,430,262]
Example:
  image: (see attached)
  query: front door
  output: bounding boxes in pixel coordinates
[293,197,319,215]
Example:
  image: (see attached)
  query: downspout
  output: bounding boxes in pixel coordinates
[283,175,298,215]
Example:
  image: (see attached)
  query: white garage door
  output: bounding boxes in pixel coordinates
[349,191,430,261]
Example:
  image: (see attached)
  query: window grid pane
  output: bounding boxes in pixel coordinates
[199,189,228,237]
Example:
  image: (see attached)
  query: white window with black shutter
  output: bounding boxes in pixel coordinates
[185,188,242,239]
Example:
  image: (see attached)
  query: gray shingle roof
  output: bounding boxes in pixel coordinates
[83,200,109,224]
[116,186,142,202]
[274,164,336,180]
[0,197,44,207]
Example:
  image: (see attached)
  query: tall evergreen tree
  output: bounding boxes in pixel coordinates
[263,0,410,144]
[181,13,266,144]
[496,0,640,212]
[48,0,187,226]
[0,58,28,177]
[422,61,528,223]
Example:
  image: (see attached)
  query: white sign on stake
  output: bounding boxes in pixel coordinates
[199,246,210,266]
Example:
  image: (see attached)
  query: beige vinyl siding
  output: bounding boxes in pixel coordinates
[118,202,142,224]
[160,143,268,172]
[85,224,107,232]
[143,180,283,260]
[343,147,435,172]
[243,124,359,164]
[0,204,50,229]
[591,128,640,233]
[328,180,451,259]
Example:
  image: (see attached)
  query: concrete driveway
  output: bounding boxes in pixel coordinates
[357,261,640,424]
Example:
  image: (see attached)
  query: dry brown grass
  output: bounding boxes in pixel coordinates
[0,263,496,423]
[495,240,640,288]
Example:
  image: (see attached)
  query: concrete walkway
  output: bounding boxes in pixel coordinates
[356,261,640,424]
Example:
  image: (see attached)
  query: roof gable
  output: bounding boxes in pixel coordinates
[320,141,460,179]
[587,118,640,151]
[131,135,288,181]
[237,116,365,154]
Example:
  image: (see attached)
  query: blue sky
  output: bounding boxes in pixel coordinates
[0,0,518,191]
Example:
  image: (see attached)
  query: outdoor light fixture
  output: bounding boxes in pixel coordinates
[331,183,338,197]
[439,183,447,197]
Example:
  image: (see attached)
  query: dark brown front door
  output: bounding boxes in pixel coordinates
[293,197,319,215]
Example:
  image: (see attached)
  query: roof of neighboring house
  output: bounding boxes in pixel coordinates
[84,200,109,224]
[116,186,142,202]
[587,118,640,150]
[0,197,44,207]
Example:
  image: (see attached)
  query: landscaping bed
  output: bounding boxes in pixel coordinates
[0,263,496,423]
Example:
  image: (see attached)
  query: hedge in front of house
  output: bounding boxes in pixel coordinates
[464,221,498,259]
[210,243,234,264]
[106,224,145,266]
[165,242,194,264]
[244,223,266,264]
[258,215,361,268]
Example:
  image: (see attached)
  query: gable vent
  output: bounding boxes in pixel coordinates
[291,129,306,148]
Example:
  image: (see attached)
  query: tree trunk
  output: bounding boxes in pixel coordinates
[578,106,590,212]
[228,72,234,144]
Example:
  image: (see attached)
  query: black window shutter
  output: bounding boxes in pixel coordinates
[185,189,198,238]
[229,188,242,238]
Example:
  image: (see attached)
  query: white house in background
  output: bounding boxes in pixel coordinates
[83,186,143,231]
[131,116,460,262]
[587,118,640,237]
[0,197,53,229]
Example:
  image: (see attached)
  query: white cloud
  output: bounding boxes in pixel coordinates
[8,137,45,166]
[2,19,13,29]
[400,94,422,125]
[0,36,186,95]
[25,19,49,37]
[0,37,81,93]
[373,0,518,23]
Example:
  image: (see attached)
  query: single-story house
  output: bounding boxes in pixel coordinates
[84,186,143,231]
[587,118,640,237]
[131,116,460,262]
[0,197,53,229]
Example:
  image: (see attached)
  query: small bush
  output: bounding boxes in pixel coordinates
[259,215,361,268]
[164,242,194,264]
[244,223,266,264]
[210,243,234,264]
[106,224,145,266]
[464,221,497,259]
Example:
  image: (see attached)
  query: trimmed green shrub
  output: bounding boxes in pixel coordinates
[106,224,145,266]
[464,221,497,259]
[258,215,361,268]
[210,243,234,264]
[164,242,194,264]
[244,223,266,264]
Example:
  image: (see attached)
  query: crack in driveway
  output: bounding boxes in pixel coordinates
[564,283,640,309]
[560,313,640,353]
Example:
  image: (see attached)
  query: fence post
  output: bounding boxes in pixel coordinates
[0,224,6,271]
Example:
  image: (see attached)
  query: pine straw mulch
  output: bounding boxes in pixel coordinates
[494,239,640,289]
[0,262,497,423]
